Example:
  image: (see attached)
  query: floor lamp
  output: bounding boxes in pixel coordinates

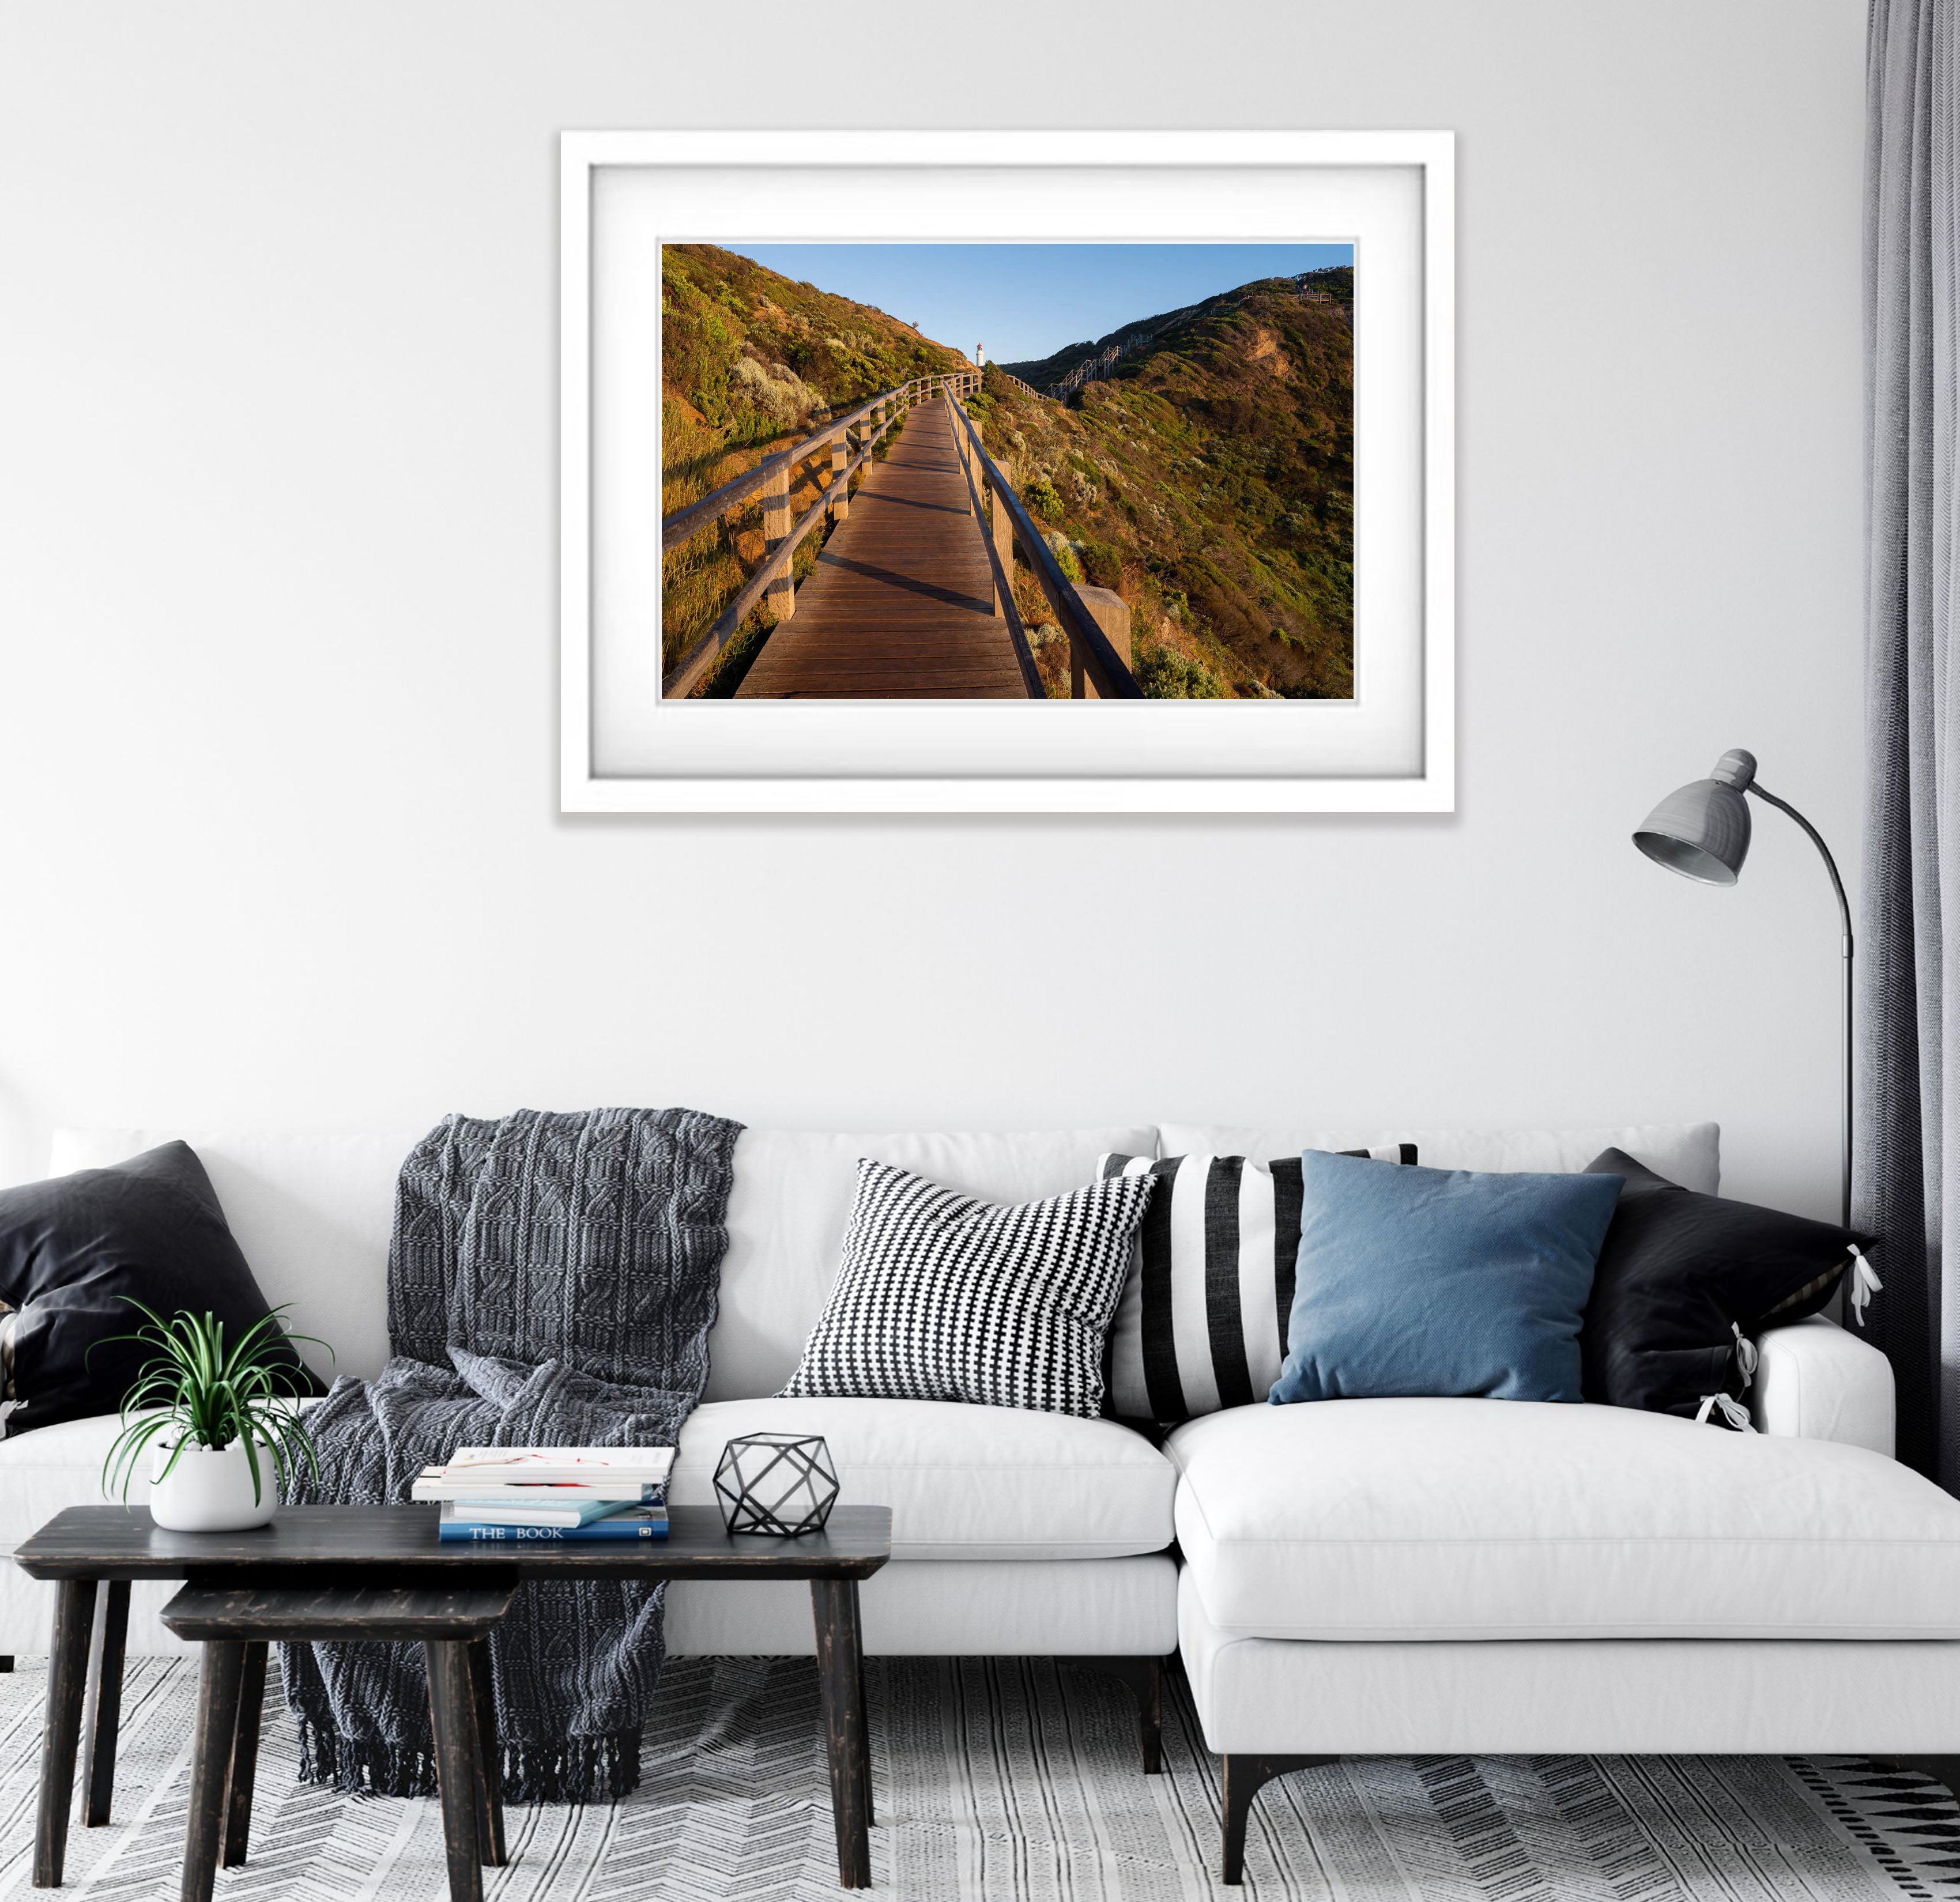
[1631,748,1856,1231]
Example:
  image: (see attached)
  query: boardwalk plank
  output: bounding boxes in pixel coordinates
[737,399,1029,700]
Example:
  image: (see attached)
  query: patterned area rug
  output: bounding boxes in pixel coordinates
[0,1653,1955,1900]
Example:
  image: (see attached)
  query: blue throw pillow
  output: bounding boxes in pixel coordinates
[1269,1150,1624,1405]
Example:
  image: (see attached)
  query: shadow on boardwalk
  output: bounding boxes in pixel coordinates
[736,401,1029,700]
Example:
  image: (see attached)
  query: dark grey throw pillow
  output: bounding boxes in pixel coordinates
[0,1142,322,1435]
[1578,1147,1875,1423]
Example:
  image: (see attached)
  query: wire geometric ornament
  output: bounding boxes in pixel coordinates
[713,1432,840,1537]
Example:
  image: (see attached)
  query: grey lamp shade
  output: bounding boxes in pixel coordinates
[1632,748,1757,885]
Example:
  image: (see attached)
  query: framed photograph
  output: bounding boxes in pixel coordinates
[560,131,1453,813]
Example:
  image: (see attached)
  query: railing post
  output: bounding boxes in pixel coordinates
[830,422,850,523]
[1072,586,1132,700]
[990,457,1015,620]
[762,458,794,624]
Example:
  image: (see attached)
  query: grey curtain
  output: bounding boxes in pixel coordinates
[1858,0,1960,1479]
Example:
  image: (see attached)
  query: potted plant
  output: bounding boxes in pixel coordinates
[101,1304,327,1533]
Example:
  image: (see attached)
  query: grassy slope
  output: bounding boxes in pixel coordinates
[661,244,969,689]
[989,267,1354,697]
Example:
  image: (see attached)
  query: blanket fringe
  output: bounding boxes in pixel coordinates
[501,1727,645,1803]
[297,1714,644,1803]
[297,1715,438,1799]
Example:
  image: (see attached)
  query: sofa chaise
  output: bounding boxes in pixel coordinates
[3,1118,1948,1885]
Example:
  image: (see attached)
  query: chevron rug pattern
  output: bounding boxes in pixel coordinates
[0,1654,1955,1900]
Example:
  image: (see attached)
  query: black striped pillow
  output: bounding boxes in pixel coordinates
[1097,1147,1417,1424]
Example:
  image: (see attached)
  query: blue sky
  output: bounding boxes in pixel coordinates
[715,243,1354,367]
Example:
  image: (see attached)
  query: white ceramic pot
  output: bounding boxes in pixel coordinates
[149,1437,277,1533]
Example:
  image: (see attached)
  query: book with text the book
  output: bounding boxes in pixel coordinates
[436,1501,670,1543]
[446,1495,636,1529]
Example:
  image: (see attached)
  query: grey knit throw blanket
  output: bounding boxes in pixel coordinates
[281,1106,743,1803]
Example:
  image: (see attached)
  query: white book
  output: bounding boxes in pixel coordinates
[409,1447,673,1504]
[409,1473,665,1504]
[444,1447,673,1485]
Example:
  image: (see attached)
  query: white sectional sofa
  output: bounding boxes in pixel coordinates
[3,1118,1944,1885]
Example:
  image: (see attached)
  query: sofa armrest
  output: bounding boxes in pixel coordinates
[1750,1314,1895,1456]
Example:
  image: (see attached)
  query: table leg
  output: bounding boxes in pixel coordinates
[465,1637,505,1866]
[181,1642,247,1902]
[424,1640,485,1902]
[81,1580,130,1826]
[811,1579,872,1889]
[221,1642,268,1867]
[34,1575,97,1888]
[856,1641,874,1828]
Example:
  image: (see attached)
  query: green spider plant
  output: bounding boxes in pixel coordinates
[100,1302,330,1508]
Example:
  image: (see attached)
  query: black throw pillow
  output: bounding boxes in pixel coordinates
[1579,1146,1875,1420]
[0,1142,322,1436]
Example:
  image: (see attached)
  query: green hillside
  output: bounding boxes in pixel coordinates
[985,266,1354,698]
[660,244,970,685]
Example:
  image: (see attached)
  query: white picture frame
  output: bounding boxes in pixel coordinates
[560,130,1454,814]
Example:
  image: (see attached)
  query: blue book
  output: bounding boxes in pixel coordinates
[447,1495,635,1529]
[437,1503,670,1542]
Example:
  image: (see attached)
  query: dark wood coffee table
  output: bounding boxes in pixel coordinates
[13,1503,892,1892]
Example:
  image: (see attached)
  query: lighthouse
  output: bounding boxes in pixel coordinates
[976,342,985,366]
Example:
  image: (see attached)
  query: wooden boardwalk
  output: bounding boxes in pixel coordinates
[737,399,1030,699]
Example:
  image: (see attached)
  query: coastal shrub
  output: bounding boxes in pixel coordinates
[1043,532,1084,584]
[1079,539,1122,590]
[1025,475,1064,522]
[1137,647,1226,699]
[733,354,820,429]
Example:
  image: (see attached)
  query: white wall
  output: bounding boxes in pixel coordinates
[0,2,1867,1218]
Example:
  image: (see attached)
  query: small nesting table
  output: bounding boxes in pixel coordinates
[14,1503,893,1894]
[161,1574,519,1902]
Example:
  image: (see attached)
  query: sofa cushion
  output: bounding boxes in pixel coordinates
[0,1411,150,1556]
[1,1392,1178,1567]
[1170,1397,1960,1639]
[46,1125,1160,1401]
[672,1395,1175,1560]
[1162,1123,1720,1194]
[48,1128,421,1383]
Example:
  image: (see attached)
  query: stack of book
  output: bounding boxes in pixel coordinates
[412,1447,674,1542]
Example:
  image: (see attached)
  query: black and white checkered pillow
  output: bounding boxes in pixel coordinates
[1098,1146,1418,1424]
[780,1159,1158,1417]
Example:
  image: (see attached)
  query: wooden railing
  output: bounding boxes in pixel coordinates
[943,390,1143,700]
[660,368,983,699]
[1048,341,1126,400]
[989,368,1045,401]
